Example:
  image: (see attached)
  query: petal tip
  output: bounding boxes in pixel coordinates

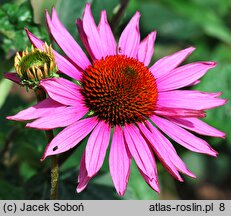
[84,3,91,13]
[155,185,160,194]
[135,11,141,18]
[221,132,226,139]
[211,149,218,157]
[4,72,20,84]
[45,9,51,21]
[51,6,56,14]
[190,173,197,179]
[6,116,14,121]
[203,61,217,68]
[151,31,157,37]
[25,123,32,128]
[40,154,47,162]
[76,186,84,193]
[117,190,126,197]
[189,46,196,51]
[223,99,228,105]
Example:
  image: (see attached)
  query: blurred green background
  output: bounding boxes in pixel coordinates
[0,0,231,200]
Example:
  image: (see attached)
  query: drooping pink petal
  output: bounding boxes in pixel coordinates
[41,117,98,160]
[188,80,201,86]
[139,169,160,193]
[118,12,140,58]
[123,124,157,181]
[149,47,195,79]
[138,31,156,66]
[109,126,131,196]
[98,10,116,56]
[45,10,91,70]
[154,107,206,118]
[76,19,95,61]
[49,9,91,68]
[168,117,225,138]
[25,28,44,49]
[82,4,107,59]
[25,29,82,81]
[26,105,88,130]
[157,62,216,91]
[151,115,218,156]
[144,121,196,178]
[138,122,183,181]
[157,90,227,110]
[7,98,65,121]
[85,121,111,177]
[77,151,92,193]
[40,78,84,106]
[4,72,20,84]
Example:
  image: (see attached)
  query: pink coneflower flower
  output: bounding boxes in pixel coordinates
[6,4,226,196]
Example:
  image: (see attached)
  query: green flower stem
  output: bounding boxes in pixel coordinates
[35,88,59,200]
[110,0,130,32]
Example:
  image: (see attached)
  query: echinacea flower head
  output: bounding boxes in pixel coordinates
[7,43,58,88]
[7,4,227,196]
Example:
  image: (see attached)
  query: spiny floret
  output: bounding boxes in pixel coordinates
[14,43,58,88]
[81,55,158,126]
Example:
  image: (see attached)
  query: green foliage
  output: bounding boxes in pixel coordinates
[0,1,48,59]
[0,79,12,109]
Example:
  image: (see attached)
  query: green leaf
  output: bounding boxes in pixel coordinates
[165,0,231,44]
[0,78,12,108]
[0,1,49,58]
[0,179,24,199]
[127,1,200,41]
[191,0,230,17]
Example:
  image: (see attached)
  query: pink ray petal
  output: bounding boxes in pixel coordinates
[7,98,65,121]
[138,122,183,181]
[76,19,95,61]
[46,10,91,70]
[154,107,206,118]
[123,124,157,181]
[139,169,160,193]
[26,105,88,130]
[109,126,131,196]
[151,115,218,156]
[85,121,111,177]
[188,80,201,86]
[4,72,20,84]
[144,121,196,178]
[41,117,98,160]
[157,90,227,110]
[150,47,195,79]
[157,62,216,91]
[82,4,107,59]
[118,12,140,58]
[168,117,225,138]
[138,31,156,66]
[49,9,91,68]
[40,78,84,106]
[98,10,116,56]
[77,151,92,193]
[25,29,82,81]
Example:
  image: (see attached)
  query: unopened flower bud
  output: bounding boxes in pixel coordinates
[14,43,58,88]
